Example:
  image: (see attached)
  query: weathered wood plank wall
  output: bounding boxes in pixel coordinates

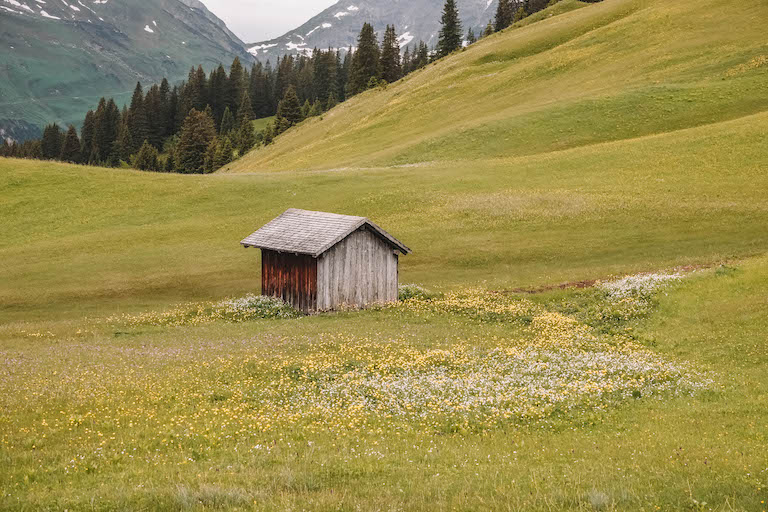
[316,228,398,311]
[261,250,318,313]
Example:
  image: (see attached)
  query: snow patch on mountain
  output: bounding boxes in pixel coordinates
[39,8,59,18]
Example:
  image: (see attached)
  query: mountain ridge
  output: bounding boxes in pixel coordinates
[247,0,501,62]
[0,0,254,141]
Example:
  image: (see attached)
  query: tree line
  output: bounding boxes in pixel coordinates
[1,0,576,172]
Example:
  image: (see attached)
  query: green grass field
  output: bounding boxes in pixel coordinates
[252,116,275,133]
[2,0,768,509]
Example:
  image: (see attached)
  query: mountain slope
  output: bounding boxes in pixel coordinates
[0,0,253,140]
[247,0,502,62]
[231,0,768,173]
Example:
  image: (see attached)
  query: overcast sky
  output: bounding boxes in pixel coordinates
[201,0,338,42]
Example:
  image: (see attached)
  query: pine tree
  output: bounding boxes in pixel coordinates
[437,0,463,58]
[513,5,528,22]
[309,101,322,117]
[367,76,381,89]
[495,0,513,32]
[228,57,245,114]
[220,107,235,135]
[275,55,297,104]
[527,0,549,15]
[80,110,95,160]
[176,108,217,174]
[380,25,402,84]
[98,99,121,165]
[466,27,477,45]
[339,48,352,101]
[236,116,256,155]
[203,138,218,173]
[213,136,234,170]
[128,82,149,153]
[164,151,176,173]
[60,125,81,163]
[484,20,494,37]
[115,120,133,162]
[262,120,275,145]
[402,46,412,75]
[301,99,312,119]
[209,65,228,124]
[348,23,380,95]
[237,90,253,123]
[159,78,172,139]
[263,60,277,114]
[326,91,338,111]
[41,123,63,160]
[133,140,160,171]
[414,41,430,70]
[145,84,164,149]
[168,86,179,136]
[275,85,303,131]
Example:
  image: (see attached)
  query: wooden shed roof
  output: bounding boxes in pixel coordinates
[241,208,411,258]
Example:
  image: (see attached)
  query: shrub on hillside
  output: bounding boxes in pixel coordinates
[398,284,437,301]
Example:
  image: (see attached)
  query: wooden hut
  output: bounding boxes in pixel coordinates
[241,209,411,312]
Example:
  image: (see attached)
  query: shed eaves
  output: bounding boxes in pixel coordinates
[241,208,411,257]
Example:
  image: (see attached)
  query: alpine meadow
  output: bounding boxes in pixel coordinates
[2,0,768,510]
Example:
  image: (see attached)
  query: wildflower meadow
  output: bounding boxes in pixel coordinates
[5,266,762,511]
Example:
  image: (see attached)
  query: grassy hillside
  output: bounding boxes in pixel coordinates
[4,104,768,323]
[2,0,768,509]
[228,0,768,172]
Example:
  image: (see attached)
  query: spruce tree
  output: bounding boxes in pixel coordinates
[133,140,160,171]
[115,120,133,162]
[80,110,95,160]
[466,27,477,45]
[168,86,179,136]
[176,108,217,174]
[339,48,352,101]
[380,25,402,84]
[220,107,235,135]
[348,23,380,95]
[41,123,63,160]
[128,82,149,153]
[236,116,256,155]
[301,99,311,120]
[275,85,303,130]
[60,125,81,163]
[484,20,494,37]
[164,151,176,173]
[495,0,513,31]
[203,138,218,173]
[209,65,228,124]
[250,63,270,118]
[513,5,528,22]
[402,46,412,75]
[326,91,338,111]
[309,101,322,117]
[159,78,172,138]
[437,0,463,58]
[237,90,253,123]
[228,57,245,114]
[144,84,164,149]
[262,121,275,145]
[213,136,234,170]
[415,41,430,69]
